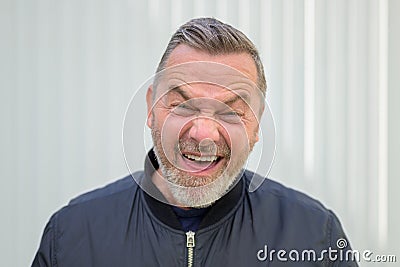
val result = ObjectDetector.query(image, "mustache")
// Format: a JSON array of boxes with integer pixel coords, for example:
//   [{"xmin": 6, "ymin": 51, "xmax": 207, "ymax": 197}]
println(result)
[{"xmin": 178, "ymin": 138, "xmax": 230, "ymax": 158}]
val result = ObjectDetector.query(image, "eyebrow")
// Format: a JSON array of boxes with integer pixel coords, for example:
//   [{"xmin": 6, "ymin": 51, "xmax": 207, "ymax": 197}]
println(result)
[
  {"xmin": 224, "ymin": 94, "xmax": 249, "ymax": 106},
  {"xmin": 168, "ymin": 86, "xmax": 190, "ymax": 101},
  {"xmin": 168, "ymin": 85, "xmax": 250, "ymax": 105}
]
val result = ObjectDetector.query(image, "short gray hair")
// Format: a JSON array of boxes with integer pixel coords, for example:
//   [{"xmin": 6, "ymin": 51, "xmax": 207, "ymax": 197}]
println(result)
[{"xmin": 155, "ymin": 17, "xmax": 267, "ymax": 96}]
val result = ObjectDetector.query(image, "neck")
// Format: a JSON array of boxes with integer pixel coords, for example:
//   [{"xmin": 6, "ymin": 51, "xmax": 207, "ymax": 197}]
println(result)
[{"xmin": 151, "ymin": 169, "xmax": 191, "ymax": 209}]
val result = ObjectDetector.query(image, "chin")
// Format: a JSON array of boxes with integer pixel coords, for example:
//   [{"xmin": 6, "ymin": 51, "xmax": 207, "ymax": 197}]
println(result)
[
  {"xmin": 162, "ymin": 165, "xmax": 242, "ymax": 208},
  {"xmin": 167, "ymin": 184, "xmax": 220, "ymax": 208}
]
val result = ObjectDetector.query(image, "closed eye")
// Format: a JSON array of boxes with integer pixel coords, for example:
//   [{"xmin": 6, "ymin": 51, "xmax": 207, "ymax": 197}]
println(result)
[
  {"xmin": 222, "ymin": 111, "xmax": 242, "ymax": 116},
  {"xmin": 172, "ymin": 103, "xmax": 198, "ymax": 116},
  {"xmin": 218, "ymin": 110, "xmax": 243, "ymax": 123}
]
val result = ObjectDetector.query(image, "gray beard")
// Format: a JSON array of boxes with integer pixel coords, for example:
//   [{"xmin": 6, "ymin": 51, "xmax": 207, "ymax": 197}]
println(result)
[
  {"xmin": 154, "ymin": 145, "xmax": 246, "ymax": 208},
  {"xmin": 151, "ymin": 128, "xmax": 250, "ymax": 208}
]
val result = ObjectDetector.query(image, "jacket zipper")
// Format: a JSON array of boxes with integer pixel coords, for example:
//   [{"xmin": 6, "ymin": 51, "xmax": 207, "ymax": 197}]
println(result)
[{"xmin": 186, "ymin": 231, "xmax": 195, "ymax": 267}]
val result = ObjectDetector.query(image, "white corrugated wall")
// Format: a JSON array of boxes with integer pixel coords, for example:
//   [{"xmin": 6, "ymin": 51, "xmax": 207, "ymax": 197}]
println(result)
[{"xmin": 1, "ymin": 0, "xmax": 399, "ymax": 266}]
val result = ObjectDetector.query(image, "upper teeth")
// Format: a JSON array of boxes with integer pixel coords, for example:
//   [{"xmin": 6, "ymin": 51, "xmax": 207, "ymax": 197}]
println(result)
[{"xmin": 184, "ymin": 154, "xmax": 218, "ymax": 162}]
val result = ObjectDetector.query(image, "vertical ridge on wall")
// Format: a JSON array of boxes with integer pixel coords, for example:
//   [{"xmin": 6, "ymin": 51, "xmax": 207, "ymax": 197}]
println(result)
[
  {"xmin": 303, "ymin": 0, "xmax": 315, "ymax": 180},
  {"xmin": 282, "ymin": 0, "xmax": 294, "ymax": 167},
  {"xmin": 377, "ymin": 0, "xmax": 388, "ymax": 250},
  {"xmin": 347, "ymin": 0, "xmax": 367, "ymax": 244},
  {"xmin": 366, "ymin": 0, "xmax": 380, "ymax": 250}
]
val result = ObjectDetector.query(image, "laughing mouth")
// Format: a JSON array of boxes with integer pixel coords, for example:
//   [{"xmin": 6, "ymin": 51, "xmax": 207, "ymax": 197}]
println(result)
[{"xmin": 182, "ymin": 153, "xmax": 221, "ymax": 163}]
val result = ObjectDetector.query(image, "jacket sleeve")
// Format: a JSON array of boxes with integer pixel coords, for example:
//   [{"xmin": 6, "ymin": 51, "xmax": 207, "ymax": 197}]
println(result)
[
  {"xmin": 31, "ymin": 215, "xmax": 56, "ymax": 267},
  {"xmin": 328, "ymin": 211, "xmax": 359, "ymax": 267}
]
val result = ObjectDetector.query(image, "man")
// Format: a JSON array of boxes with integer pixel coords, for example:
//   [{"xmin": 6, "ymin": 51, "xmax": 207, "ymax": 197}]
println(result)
[{"xmin": 32, "ymin": 18, "xmax": 357, "ymax": 266}]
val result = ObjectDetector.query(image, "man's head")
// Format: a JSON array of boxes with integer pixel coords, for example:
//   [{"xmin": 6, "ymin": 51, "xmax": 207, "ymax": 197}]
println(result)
[
  {"xmin": 146, "ymin": 18, "xmax": 266, "ymax": 208},
  {"xmin": 155, "ymin": 17, "xmax": 266, "ymax": 96}
]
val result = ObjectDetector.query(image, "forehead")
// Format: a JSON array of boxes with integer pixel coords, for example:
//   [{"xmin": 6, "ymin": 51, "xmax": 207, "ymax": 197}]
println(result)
[
  {"xmin": 165, "ymin": 45, "xmax": 258, "ymax": 83},
  {"xmin": 156, "ymin": 45, "xmax": 261, "ymax": 100}
]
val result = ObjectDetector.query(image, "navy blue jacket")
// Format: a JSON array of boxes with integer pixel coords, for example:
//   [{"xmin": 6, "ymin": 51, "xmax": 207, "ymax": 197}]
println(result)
[{"xmin": 32, "ymin": 151, "xmax": 358, "ymax": 266}]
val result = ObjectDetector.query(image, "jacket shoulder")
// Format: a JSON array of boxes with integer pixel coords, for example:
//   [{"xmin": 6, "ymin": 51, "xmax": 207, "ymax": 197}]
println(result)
[
  {"xmin": 68, "ymin": 172, "xmax": 141, "ymax": 205},
  {"xmin": 32, "ymin": 173, "xmax": 144, "ymax": 267},
  {"xmin": 242, "ymin": 170, "xmax": 356, "ymax": 265},
  {"xmin": 243, "ymin": 170, "xmax": 330, "ymax": 215}
]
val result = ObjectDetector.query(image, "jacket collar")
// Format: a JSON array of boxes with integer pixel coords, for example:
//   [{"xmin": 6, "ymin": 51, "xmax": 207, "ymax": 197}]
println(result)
[{"xmin": 140, "ymin": 149, "xmax": 244, "ymax": 231}]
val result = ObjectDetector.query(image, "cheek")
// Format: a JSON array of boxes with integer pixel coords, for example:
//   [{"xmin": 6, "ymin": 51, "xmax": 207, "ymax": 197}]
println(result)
[
  {"xmin": 156, "ymin": 113, "xmax": 191, "ymax": 148},
  {"xmin": 242, "ymin": 114, "xmax": 260, "ymax": 142},
  {"xmin": 223, "ymin": 124, "xmax": 249, "ymax": 149},
  {"xmin": 227, "ymin": 119, "xmax": 260, "ymax": 150},
  {"xmin": 246, "ymin": 125, "xmax": 260, "ymax": 147}
]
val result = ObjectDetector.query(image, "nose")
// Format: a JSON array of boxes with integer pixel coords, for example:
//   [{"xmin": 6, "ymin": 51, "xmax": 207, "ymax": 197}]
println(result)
[{"xmin": 188, "ymin": 117, "xmax": 220, "ymax": 143}]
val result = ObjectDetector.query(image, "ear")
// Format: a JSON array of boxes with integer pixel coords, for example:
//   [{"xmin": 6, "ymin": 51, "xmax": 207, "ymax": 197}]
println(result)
[
  {"xmin": 254, "ymin": 127, "xmax": 260, "ymax": 143},
  {"xmin": 146, "ymin": 85, "xmax": 154, "ymax": 128},
  {"xmin": 255, "ymin": 131, "xmax": 259, "ymax": 143},
  {"xmin": 258, "ymin": 101, "xmax": 265, "ymax": 119},
  {"xmin": 254, "ymin": 103, "xmax": 264, "ymax": 144}
]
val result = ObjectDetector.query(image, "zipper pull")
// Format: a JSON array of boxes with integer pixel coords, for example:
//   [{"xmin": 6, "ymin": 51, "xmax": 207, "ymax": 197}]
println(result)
[
  {"xmin": 186, "ymin": 231, "xmax": 196, "ymax": 267},
  {"xmin": 186, "ymin": 231, "xmax": 195, "ymax": 247}
]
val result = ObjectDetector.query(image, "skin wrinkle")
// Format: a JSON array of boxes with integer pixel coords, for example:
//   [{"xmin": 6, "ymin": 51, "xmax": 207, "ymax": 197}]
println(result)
[
  {"xmin": 154, "ymin": 59, "xmax": 263, "ymax": 103},
  {"xmin": 154, "ymin": 62, "xmax": 264, "ymax": 117},
  {"xmin": 147, "ymin": 45, "xmax": 262, "ymax": 208}
]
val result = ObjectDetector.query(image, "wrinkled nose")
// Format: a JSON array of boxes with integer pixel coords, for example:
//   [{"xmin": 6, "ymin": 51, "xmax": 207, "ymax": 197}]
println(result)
[{"xmin": 188, "ymin": 117, "xmax": 220, "ymax": 143}]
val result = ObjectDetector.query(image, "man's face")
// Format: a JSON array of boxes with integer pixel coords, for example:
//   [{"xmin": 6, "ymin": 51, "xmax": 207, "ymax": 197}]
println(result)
[{"xmin": 147, "ymin": 45, "xmax": 264, "ymax": 208}]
